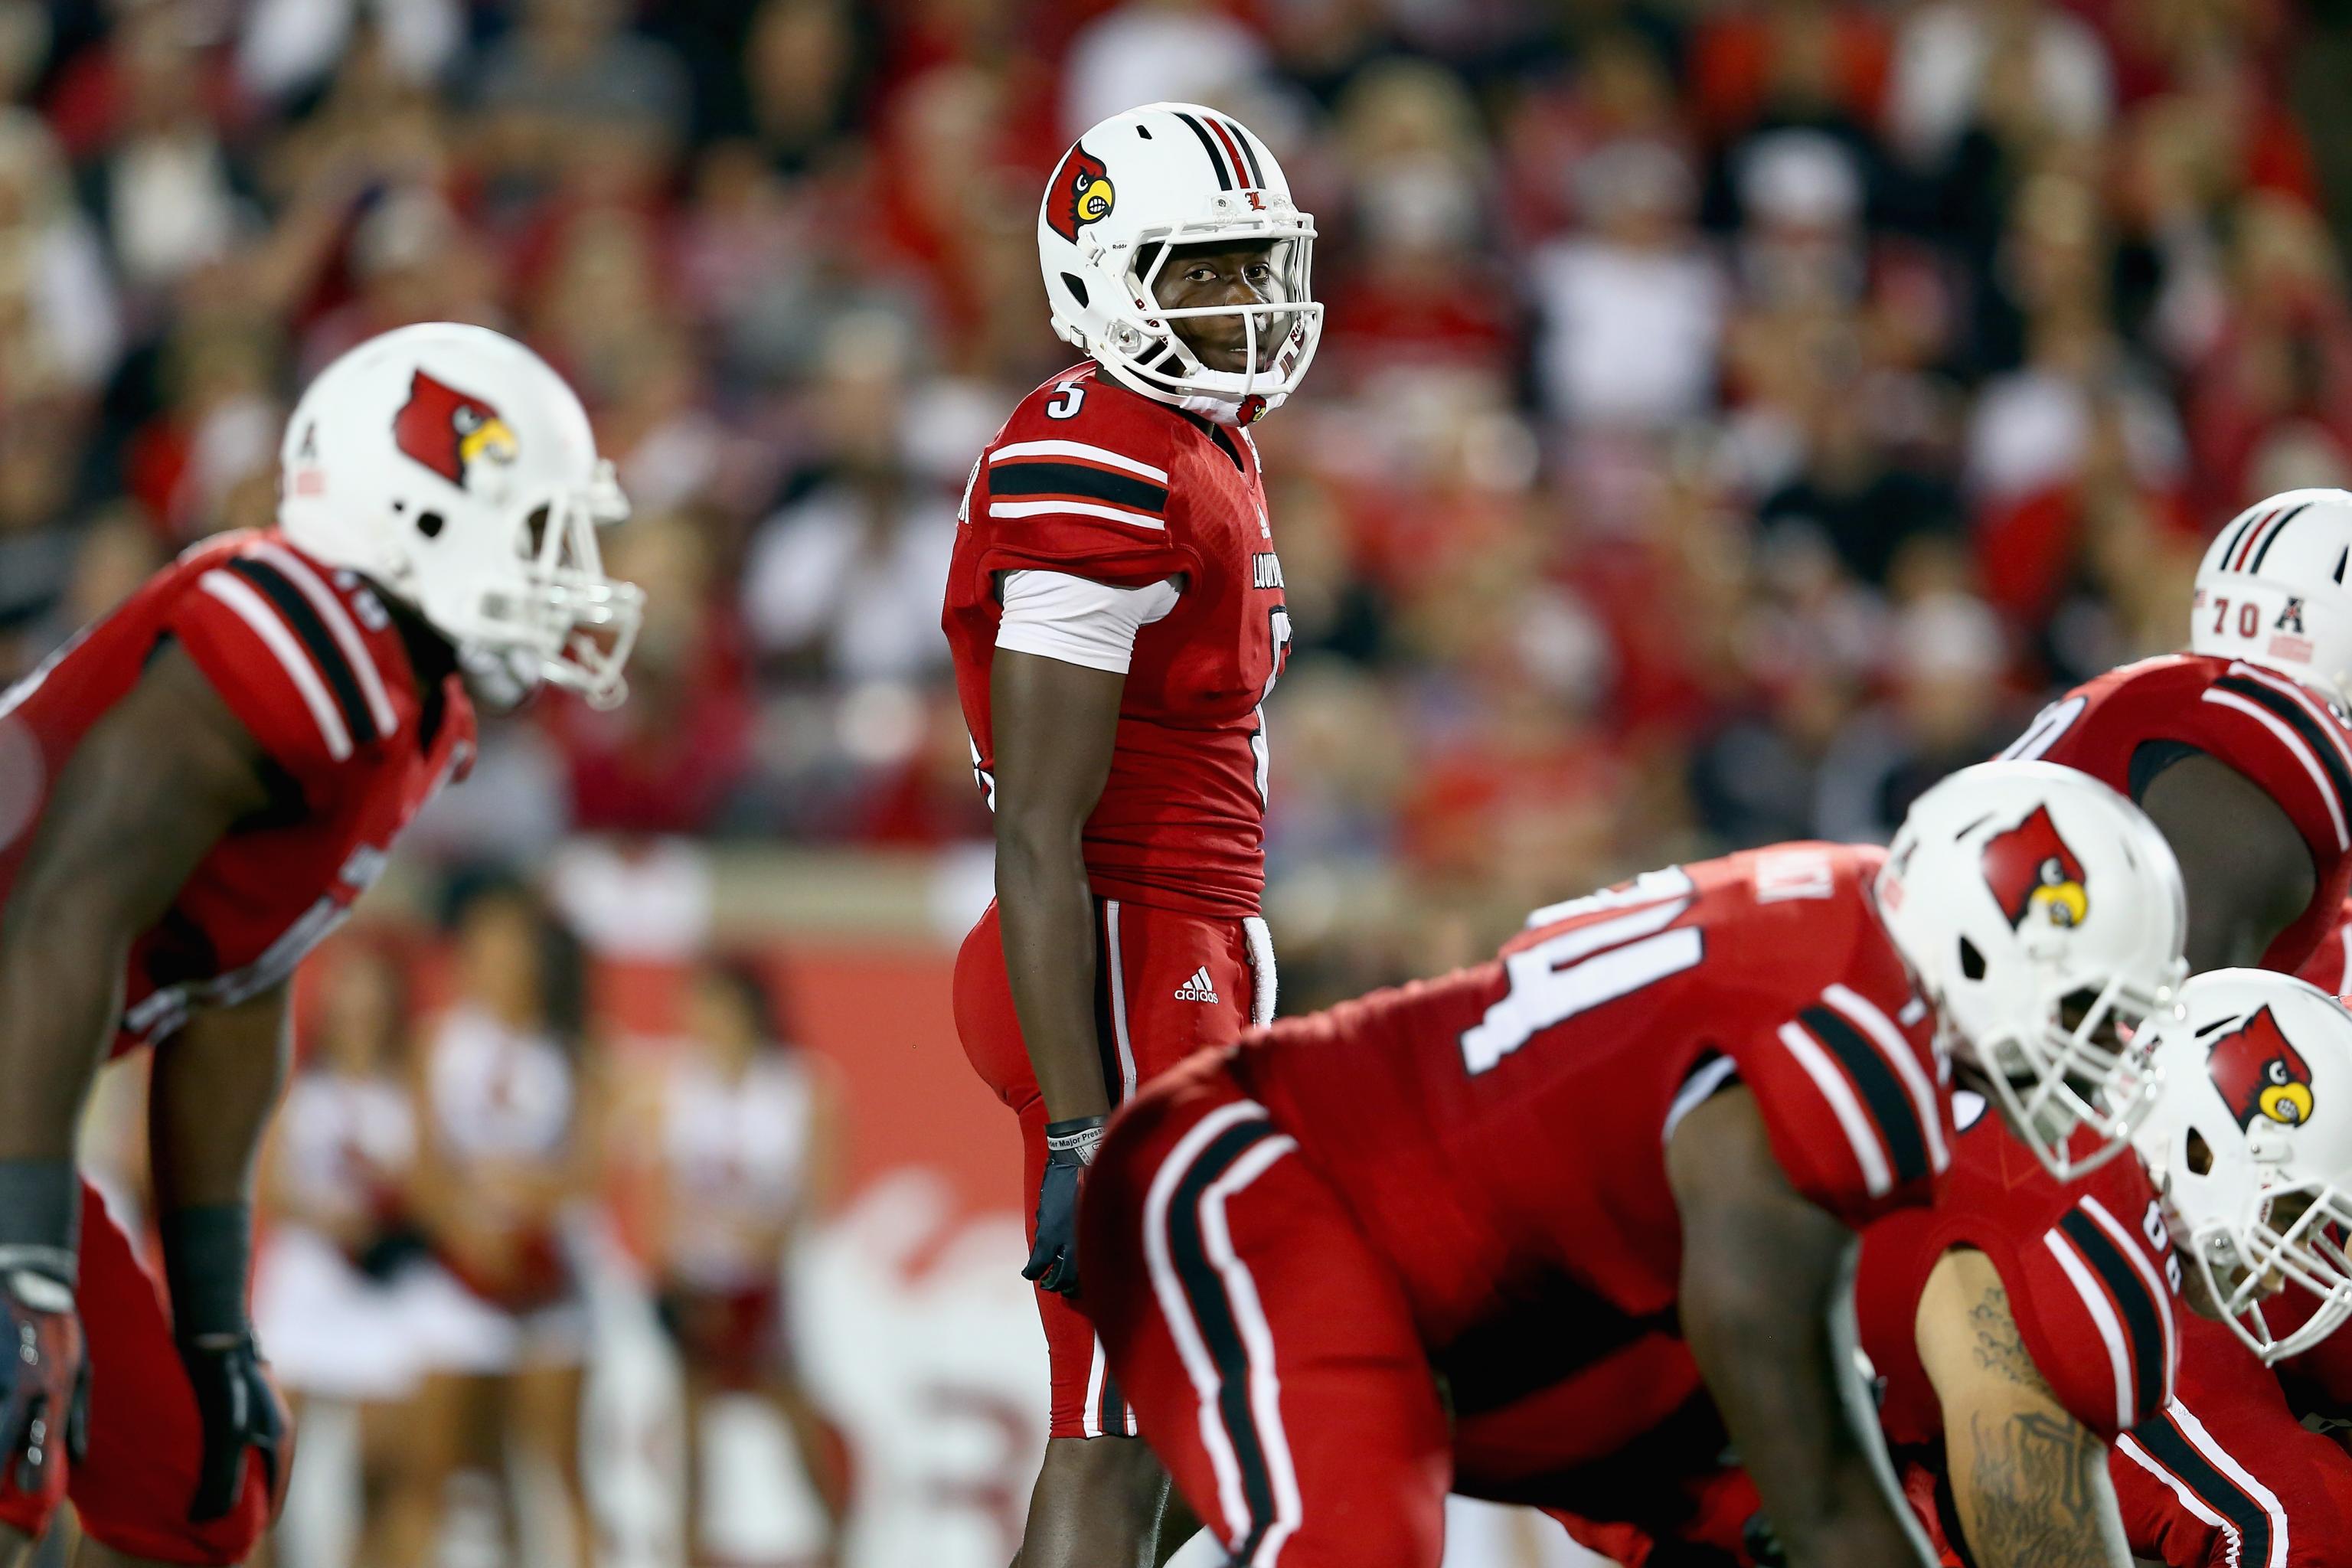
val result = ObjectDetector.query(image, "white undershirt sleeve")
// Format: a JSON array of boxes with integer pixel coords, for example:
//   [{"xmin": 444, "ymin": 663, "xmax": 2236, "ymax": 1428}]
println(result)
[{"xmin": 995, "ymin": 570, "xmax": 1181, "ymax": 675}]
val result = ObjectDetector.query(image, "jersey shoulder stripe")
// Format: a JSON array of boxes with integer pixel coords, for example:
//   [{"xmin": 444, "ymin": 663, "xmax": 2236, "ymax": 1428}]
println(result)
[
  {"xmin": 1820, "ymin": 982, "xmax": 1949, "ymax": 1174},
  {"xmin": 991, "ymin": 440, "xmax": 1169, "ymax": 484},
  {"xmin": 990, "ymin": 459, "xmax": 1169, "ymax": 515},
  {"xmin": 1774, "ymin": 1017, "xmax": 1893, "ymax": 1197},
  {"xmin": 2041, "ymin": 1223, "xmax": 2139, "ymax": 1430},
  {"xmin": 2077, "ymin": 1191, "xmax": 2176, "ymax": 1406},
  {"xmin": 2205, "ymin": 671, "xmax": 2352, "ymax": 849},
  {"xmin": 196, "ymin": 570, "xmax": 354, "ymax": 762},
  {"xmin": 2056, "ymin": 1205, "xmax": 2167, "ymax": 1426},
  {"xmin": 244, "ymin": 541, "xmax": 399, "ymax": 738},
  {"xmin": 224, "ymin": 556, "xmax": 381, "ymax": 747},
  {"xmin": 1798, "ymin": 1003, "xmax": 1929, "ymax": 1186}
]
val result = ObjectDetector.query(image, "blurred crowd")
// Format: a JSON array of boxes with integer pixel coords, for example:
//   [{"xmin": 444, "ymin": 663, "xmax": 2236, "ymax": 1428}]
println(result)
[{"xmin": 2, "ymin": 0, "xmax": 2347, "ymax": 1002}]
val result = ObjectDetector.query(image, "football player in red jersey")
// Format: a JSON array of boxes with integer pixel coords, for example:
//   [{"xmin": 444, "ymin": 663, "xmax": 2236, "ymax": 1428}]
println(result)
[
  {"xmin": 1079, "ymin": 763, "xmax": 2190, "ymax": 1568},
  {"xmin": 2002, "ymin": 488, "xmax": 2352, "ymax": 975},
  {"xmin": 0, "ymin": 322, "xmax": 641, "ymax": 1568},
  {"xmin": 941, "ymin": 102, "xmax": 1319, "ymax": 1565},
  {"xmin": 2109, "ymin": 970, "xmax": 2352, "ymax": 1568}
]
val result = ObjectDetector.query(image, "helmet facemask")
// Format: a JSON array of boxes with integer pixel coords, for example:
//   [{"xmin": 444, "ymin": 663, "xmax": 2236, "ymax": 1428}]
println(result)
[
  {"xmin": 492, "ymin": 461, "xmax": 642, "ymax": 710},
  {"xmin": 2176, "ymin": 1138, "xmax": 2352, "ymax": 1364},
  {"xmin": 1955, "ymin": 961, "xmax": 2184, "ymax": 1181},
  {"xmin": 1085, "ymin": 220, "xmax": 1322, "ymax": 422}
]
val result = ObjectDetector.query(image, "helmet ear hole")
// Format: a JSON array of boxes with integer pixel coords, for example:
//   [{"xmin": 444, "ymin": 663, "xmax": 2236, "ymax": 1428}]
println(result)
[
  {"xmin": 1062, "ymin": 273, "xmax": 1090, "ymax": 309},
  {"xmin": 416, "ymin": 511, "xmax": 444, "ymax": 539},
  {"xmin": 1958, "ymin": 936, "xmax": 1987, "ymax": 982},
  {"xmin": 2187, "ymin": 1129, "xmax": 2214, "ymax": 1175}
]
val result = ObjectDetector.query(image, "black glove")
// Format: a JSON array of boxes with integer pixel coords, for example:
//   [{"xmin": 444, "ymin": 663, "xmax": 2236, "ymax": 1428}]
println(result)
[
  {"xmin": 179, "ymin": 1331, "xmax": 288, "ymax": 1524},
  {"xmin": 0, "ymin": 1257, "xmax": 87, "ymax": 1508},
  {"xmin": 1024, "ymin": 1116, "xmax": 1106, "ymax": 1297}
]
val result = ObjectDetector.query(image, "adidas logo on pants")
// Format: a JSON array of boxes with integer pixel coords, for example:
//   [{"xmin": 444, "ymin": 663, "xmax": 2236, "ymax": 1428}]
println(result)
[{"xmin": 1173, "ymin": 967, "xmax": 1220, "ymax": 1004}]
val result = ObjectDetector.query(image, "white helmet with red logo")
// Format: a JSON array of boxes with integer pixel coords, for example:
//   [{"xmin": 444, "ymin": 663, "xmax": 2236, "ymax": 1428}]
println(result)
[
  {"xmin": 277, "ymin": 322, "xmax": 643, "ymax": 708},
  {"xmin": 1037, "ymin": 102, "xmax": 1321, "ymax": 425},
  {"xmin": 2136, "ymin": 969, "xmax": 2352, "ymax": 1364},
  {"xmin": 2192, "ymin": 488, "xmax": 2352, "ymax": 707},
  {"xmin": 1873, "ymin": 761, "xmax": 2190, "ymax": 1179}
]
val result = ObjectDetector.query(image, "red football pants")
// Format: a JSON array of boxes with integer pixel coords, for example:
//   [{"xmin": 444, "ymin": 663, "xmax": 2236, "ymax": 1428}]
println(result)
[
  {"xmin": 2110, "ymin": 1314, "xmax": 2352, "ymax": 1566},
  {"xmin": 956, "ymin": 896, "xmax": 1266, "ymax": 1440},
  {"xmin": 0, "ymin": 1182, "xmax": 283, "ymax": 1563},
  {"xmin": 1079, "ymin": 1059, "xmax": 1452, "ymax": 1567}
]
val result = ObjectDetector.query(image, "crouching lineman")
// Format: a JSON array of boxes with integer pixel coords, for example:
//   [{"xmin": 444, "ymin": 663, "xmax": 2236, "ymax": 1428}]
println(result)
[
  {"xmin": 1078, "ymin": 762, "xmax": 2188, "ymax": 1567},
  {"xmin": 2112, "ymin": 969, "xmax": 2352, "ymax": 1566},
  {"xmin": 0, "ymin": 322, "xmax": 640, "ymax": 1566}
]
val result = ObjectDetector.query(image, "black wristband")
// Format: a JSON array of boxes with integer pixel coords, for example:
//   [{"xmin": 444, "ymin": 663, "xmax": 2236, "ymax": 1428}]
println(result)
[
  {"xmin": 0, "ymin": 1159, "xmax": 80, "ymax": 1285},
  {"xmin": 159, "ymin": 1202, "xmax": 253, "ymax": 1344}
]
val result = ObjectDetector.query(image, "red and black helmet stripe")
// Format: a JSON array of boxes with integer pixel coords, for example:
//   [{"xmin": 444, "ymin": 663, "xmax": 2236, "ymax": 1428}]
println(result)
[
  {"xmin": 1172, "ymin": 109, "xmax": 1236, "ymax": 191},
  {"xmin": 1217, "ymin": 115, "xmax": 1268, "ymax": 187},
  {"xmin": 2249, "ymin": 501, "xmax": 2314, "ymax": 574}
]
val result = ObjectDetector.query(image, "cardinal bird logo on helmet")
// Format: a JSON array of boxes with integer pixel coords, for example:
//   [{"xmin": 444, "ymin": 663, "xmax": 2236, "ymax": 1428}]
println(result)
[
  {"xmin": 1981, "ymin": 804, "xmax": 2090, "ymax": 929},
  {"xmin": 394, "ymin": 370, "xmax": 518, "ymax": 491},
  {"xmin": 1046, "ymin": 144, "xmax": 1115, "ymax": 243},
  {"xmin": 2210, "ymin": 1006, "xmax": 2317, "ymax": 1129}
]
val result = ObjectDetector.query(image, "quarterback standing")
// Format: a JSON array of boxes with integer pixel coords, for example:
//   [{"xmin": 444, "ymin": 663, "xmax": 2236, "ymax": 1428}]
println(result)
[
  {"xmin": 941, "ymin": 102, "xmax": 1318, "ymax": 1566},
  {"xmin": 0, "ymin": 322, "xmax": 639, "ymax": 1567}
]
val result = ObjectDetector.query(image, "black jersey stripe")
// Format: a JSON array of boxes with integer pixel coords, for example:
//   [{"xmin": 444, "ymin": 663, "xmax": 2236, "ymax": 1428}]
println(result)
[
  {"xmin": 1799, "ymin": 1005, "xmax": 1929, "ymax": 1186},
  {"xmin": 2216, "ymin": 675, "xmax": 2352, "ymax": 809},
  {"xmin": 1218, "ymin": 114, "xmax": 1267, "ymax": 186},
  {"xmin": 1166, "ymin": 1118, "xmax": 1287, "ymax": 1560},
  {"xmin": 989, "ymin": 461, "xmax": 1168, "ymax": 514},
  {"xmin": 1091, "ymin": 898, "xmax": 1124, "ymax": 1106},
  {"xmin": 1173, "ymin": 110, "xmax": 1234, "ymax": 191},
  {"xmin": 2132, "ymin": 1415, "xmax": 2274, "ymax": 1564},
  {"xmin": 224, "ymin": 557, "xmax": 379, "ymax": 747},
  {"xmin": 2059, "ymin": 1208, "xmax": 2166, "ymax": 1423},
  {"xmin": 2250, "ymin": 501, "xmax": 2314, "ymax": 574}
]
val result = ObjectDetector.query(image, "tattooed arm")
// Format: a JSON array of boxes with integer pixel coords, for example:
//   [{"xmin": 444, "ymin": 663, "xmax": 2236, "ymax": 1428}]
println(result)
[{"xmin": 1914, "ymin": 1248, "xmax": 2133, "ymax": 1568}]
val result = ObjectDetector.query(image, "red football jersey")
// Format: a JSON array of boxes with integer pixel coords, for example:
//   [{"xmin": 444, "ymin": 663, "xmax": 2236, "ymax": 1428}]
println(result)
[
  {"xmin": 2004, "ymin": 654, "xmax": 2352, "ymax": 972},
  {"xmin": 1855, "ymin": 1093, "xmax": 2181, "ymax": 1445},
  {"xmin": 1229, "ymin": 843, "xmax": 1952, "ymax": 1478},
  {"xmin": 0, "ymin": 530, "xmax": 474, "ymax": 1051},
  {"xmin": 942, "ymin": 364, "xmax": 1291, "ymax": 919}
]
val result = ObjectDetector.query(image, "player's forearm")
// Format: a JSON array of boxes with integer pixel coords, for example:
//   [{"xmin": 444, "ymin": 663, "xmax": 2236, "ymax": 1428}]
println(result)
[
  {"xmin": 995, "ymin": 823, "xmax": 1110, "ymax": 1122},
  {"xmin": 1949, "ymin": 1410, "xmax": 2129, "ymax": 1568}
]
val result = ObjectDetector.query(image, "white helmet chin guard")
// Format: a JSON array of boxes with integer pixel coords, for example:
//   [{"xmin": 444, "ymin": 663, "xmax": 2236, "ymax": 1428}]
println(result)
[
  {"xmin": 277, "ymin": 322, "xmax": 643, "ymax": 709},
  {"xmin": 1874, "ymin": 761, "xmax": 2189, "ymax": 1180},
  {"xmin": 2192, "ymin": 488, "xmax": 2352, "ymax": 707},
  {"xmin": 1037, "ymin": 102, "xmax": 1321, "ymax": 426},
  {"xmin": 2136, "ymin": 969, "xmax": 2352, "ymax": 1364}
]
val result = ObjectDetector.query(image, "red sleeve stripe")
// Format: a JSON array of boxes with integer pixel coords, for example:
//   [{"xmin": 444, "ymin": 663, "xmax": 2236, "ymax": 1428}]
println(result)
[
  {"xmin": 2203, "ymin": 683, "xmax": 2351, "ymax": 850},
  {"xmin": 1820, "ymin": 982, "xmax": 1949, "ymax": 1174},
  {"xmin": 2041, "ymin": 1224, "xmax": 2138, "ymax": 1431},
  {"xmin": 2078, "ymin": 1191, "xmax": 2177, "ymax": 1408},
  {"xmin": 1775, "ymin": 1019, "xmax": 1893, "ymax": 1197},
  {"xmin": 247, "ymin": 541, "xmax": 398, "ymax": 738},
  {"xmin": 197, "ymin": 570, "xmax": 354, "ymax": 761},
  {"xmin": 991, "ymin": 440, "xmax": 1168, "ymax": 484},
  {"xmin": 988, "ymin": 498, "xmax": 1166, "ymax": 531}
]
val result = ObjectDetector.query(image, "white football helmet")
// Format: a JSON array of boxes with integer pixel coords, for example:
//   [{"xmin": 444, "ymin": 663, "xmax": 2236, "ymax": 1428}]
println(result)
[
  {"xmin": 277, "ymin": 322, "xmax": 643, "ymax": 709},
  {"xmin": 1037, "ymin": 102, "xmax": 1321, "ymax": 425},
  {"xmin": 2191, "ymin": 488, "xmax": 2352, "ymax": 707},
  {"xmin": 2136, "ymin": 969, "xmax": 2352, "ymax": 1364},
  {"xmin": 1874, "ymin": 761, "xmax": 2190, "ymax": 1179}
]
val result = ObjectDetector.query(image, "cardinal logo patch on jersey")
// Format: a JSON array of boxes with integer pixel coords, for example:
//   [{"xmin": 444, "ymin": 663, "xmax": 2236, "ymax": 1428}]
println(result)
[
  {"xmin": 394, "ymin": 370, "xmax": 518, "ymax": 491},
  {"xmin": 2210, "ymin": 1006, "xmax": 2316, "ymax": 1129},
  {"xmin": 1982, "ymin": 804, "xmax": 2089, "ymax": 929},
  {"xmin": 1046, "ymin": 144, "xmax": 1115, "ymax": 242}
]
